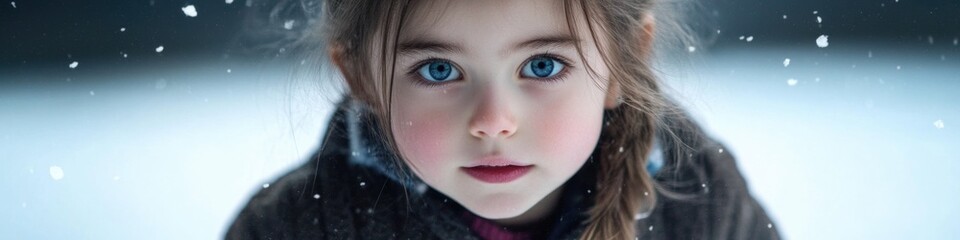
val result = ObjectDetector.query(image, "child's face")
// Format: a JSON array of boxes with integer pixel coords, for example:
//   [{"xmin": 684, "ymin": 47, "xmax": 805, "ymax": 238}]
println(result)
[{"xmin": 386, "ymin": 0, "xmax": 614, "ymax": 224}]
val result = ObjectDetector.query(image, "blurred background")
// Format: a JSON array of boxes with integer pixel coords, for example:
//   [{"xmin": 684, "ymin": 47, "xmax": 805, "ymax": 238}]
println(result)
[{"xmin": 1, "ymin": 0, "xmax": 958, "ymax": 239}]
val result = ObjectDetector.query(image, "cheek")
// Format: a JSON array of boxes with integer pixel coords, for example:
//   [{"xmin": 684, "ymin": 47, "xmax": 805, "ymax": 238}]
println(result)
[
  {"xmin": 392, "ymin": 106, "xmax": 457, "ymax": 171},
  {"xmin": 534, "ymin": 98, "xmax": 603, "ymax": 164}
]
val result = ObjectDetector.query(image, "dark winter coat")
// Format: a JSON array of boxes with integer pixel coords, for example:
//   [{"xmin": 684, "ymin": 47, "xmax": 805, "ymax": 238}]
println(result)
[{"xmin": 226, "ymin": 97, "xmax": 781, "ymax": 240}]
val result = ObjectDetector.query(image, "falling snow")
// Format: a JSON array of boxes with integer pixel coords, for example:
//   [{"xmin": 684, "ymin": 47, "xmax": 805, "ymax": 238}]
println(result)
[
  {"xmin": 687, "ymin": 46, "xmax": 696, "ymax": 52},
  {"xmin": 746, "ymin": 36, "xmax": 754, "ymax": 42},
  {"xmin": 89, "ymin": 91, "xmax": 95, "ymax": 96},
  {"xmin": 816, "ymin": 16, "xmax": 822, "ymax": 24},
  {"xmin": 649, "ymin": 225, "xmax": 654, "ymax": 231},
  {"xmin": 783, "ymin": 58, "xmax": 791, "ymax": 67},
  {"xmin": 359, "ymin": 182, "xmax": 366, "ymax": 187},
  {"xmin": 262, "ymin": 183, "xmax": 270, "ymax": 188},
  {"xmin": 226, "ymin": 0, "xmax": 234, "ymax": 4},
  {"xmin": 928, "ymin": 36, "xmax": 935, "ymax": 45},
  {"xmin": 934, "ymin": 120, "xmax": 945, "ymax": 129},
  {"xmin": 787, "ymin": 79, "xmax": 798, "ymax": 86},
  {"xmin": 49, "ymin": 166, "xmax": 64, "ymax": 180},
  {"xmin": 155, "ymin": 45, "xmax": 164, "ymax": 53},
  {"xmin": 719, "ymin": 148, "xmax": 724, "ymax": 153},
  {"xmin": 739, "ymin": 36, "xmax": 745, "ymax": 40},
  {"xmin": 954, "ymin": 38, "xmax": 958, "ymax": 46},
  {"xmin": 868, "ymin": 51, "xmax": 873, "ymax": 58},
  {"xmin": 122, "ymin": 53, "xmax": 128, "ymax": 58},
  {"xmin": 227, "ymin": 69, "xmax": 232, "ymax": 73},
  {"xmin": 11, "ymin": 1, "xmax": 15, "ymax": 8},
  {"xmin": 284, "ymin": 20, "xmax": 295, "ymax": 30},
  {"xmin": 313, "ymin": 194, "xmax": 320, "ymax": 199},
  {"xmin": 896, "ymin": 65, "xmax": 901, "ymax": 70},
  {"xmin": 182, "ymin": 5, "xmax": 197, "ymax": 17},
  {"xmin": 618, "ymin": 146, "xmax": 624, "ymax": 153},
  {"xmin": 69, "ymin": 61, "xmax": 79, "ymax": 69},
  {"xmin": 120, "ymin": 27, "xmax": 126, "ymax": 32},
  {"xmin": 816, "ymin": 35, "xmax": 829, "ymax": 48},
  {"xmin": 782, "ymin": 15, "xmax": 787, "ymax": 19},
  {"xmin": 768, "ymin": 223, "xmax": 773, "ymax": 228}
]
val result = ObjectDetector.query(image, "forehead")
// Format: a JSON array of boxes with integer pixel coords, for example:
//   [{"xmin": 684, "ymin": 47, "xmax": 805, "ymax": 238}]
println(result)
[{"xmin": 399, "ymin": 0, "xmax": 572, "ymax": 51}]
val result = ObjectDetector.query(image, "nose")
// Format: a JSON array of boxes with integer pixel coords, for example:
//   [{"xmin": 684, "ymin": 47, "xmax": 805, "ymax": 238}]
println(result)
[{"xmin": 468, "ymin": 86, "xmax": 518, "ymax": 139}]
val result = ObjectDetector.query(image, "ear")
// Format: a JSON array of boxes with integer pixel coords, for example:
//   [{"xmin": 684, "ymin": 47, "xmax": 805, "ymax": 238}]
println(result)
[
  {"xmin": 604, "ymin": 13, "xmax": 655, "ymax": 109},
  {"xmin": 328, "ymin": 44, "xmax": 352, "ymax": 83},
  {"xmin": 639, "ymin": 12, "xmax": 656, "ymax": 59}
]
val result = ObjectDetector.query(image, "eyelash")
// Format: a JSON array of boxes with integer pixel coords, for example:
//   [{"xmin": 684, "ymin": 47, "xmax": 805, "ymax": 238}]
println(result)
[{"xmin": 405, "ymin": 53, "xmax": 574, "ymax": 88}]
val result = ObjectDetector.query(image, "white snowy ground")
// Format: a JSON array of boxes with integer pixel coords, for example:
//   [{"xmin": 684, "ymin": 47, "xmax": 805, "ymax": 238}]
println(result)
[{"xmin": 1, "ymin": 44, "xmax": 958, "ymax": 239}]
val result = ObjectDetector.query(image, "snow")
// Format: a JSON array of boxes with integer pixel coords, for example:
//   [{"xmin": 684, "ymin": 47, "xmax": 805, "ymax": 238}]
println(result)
[
  {"xmin": 782, "ymin": 15, "xmax": 787, "ymax": 19},
  {"xmin": 10, "ymin": 1, "xmax": 15, "ymax": 8},
  {"xmin": 816, "ymin": 16, "xmax": 822, "ymax": 23},
  {"xmin": 719, "ymin": 148, "xmax": 724, "ymax": 153},
  {"xmin": 89, "ymin": 91, "xmax": 95, "ymax": 96},
  {"xmin": 934, "ymin": 120, "xmax": 945, "ymax": 129},
  {"xmin": 113, "ymin": 176, "xmax": 120, "ymax": 181},
  {"xmin": 359, "ymin": 182, "xmax": 365, "ymax": 187},
  {"xmin": 155, "ymin": 45, "xmax": 164, "ymax": 53},
  {"xmin": 649, "ymin": 225, "xmax": 654, "ymax": 231},
  {"xmin": 283, "ymin": 20, "xmax": 295, "ymax": 30},
  {"xmin": 182, "ymin": 5, "xmax": 197, "ymax": 17},
  {"xmin": 896, "ymin": 65, "xmax": 901, "ymax": 70},
  {"xmin": 813, "ymin": 10, "xmax": 818, "ymax": 14},
  {"xmin": 619, "ymin": 146, "xmax": 624, "ymax": 153},
  {"xmin": 262, "ymin": 183, "xmax": 270, "ymax": 188},
  {"xmin": 313, "ymin": 194, "xmax": 320, "ymax": 199},
  {"xmin": 783, "ymin": 58, "xmax": 791, "ymax": 67},
  {"xmin": 226, "ymin": 69, "xmax": 231, "ymax": 73},
  {"xmin": 816, "ymin": 35, "xmax": 829, "ymax": 48},
  {"xmin": 768, "ymin": 223, "xmax": 773, "ymax": 229},
  {"xmin": 868, "ymin": 51, "xmax": 873, "ymax": 58},
  {"xmin": 928, "ymin": 36, "xmax": 934, "ymax": 45},
  {"xmin": 226, "ymin": 0, "xmax": 234, "ymax": 4},
  {"xmin": 739, "ymin": 36, "xmax": 745, "ymax": 40},
  {"xmin": 687, "ymin": 46, "xmax": 696, "ymax": 52},
  {"xmin": 69, "ymin": 61, "xmax": 78, "ymax": 69},
  {"xmin": 954, "ymin": 38, "xmax": 958, "ymax": 46},
  {"xmin": 49, "ymin": 166, "xmax": 64, "ymax": 180},
  {"xmin": 122, "ymin": 53, "xmax": 128, "ymax": 58},
  {"xmin": 120, "ymin": 27, "xmax": 125, "ymax": 32},
  {"xmin": 746, "ymin": 36, "xmax": 754, "ymax": 42},
  {"xmin": 787, "ymin": 78, "xmax": 798, "ymax": 86}
]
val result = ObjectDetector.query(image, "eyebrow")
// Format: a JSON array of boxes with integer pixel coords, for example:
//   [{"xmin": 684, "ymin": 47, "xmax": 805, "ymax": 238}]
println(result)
[
  {"xmin": 513, "ymin": 35, "xmax": 579, "ymax": 51},
  {"xmin": 397, "ymin": 35, "xmax": 579, "ymax": 56}
]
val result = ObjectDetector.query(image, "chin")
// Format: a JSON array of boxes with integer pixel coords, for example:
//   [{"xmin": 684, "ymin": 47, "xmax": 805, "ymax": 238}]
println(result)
[{"xmin": 461, "ymin": 192, "xmax": 538, "ymax": 220}]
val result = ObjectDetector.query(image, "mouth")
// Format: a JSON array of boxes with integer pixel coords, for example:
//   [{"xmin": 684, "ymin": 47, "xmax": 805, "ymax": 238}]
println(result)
[{"xmin": 461, "ymin": 165, "xmax": 533, "ymax": 184}]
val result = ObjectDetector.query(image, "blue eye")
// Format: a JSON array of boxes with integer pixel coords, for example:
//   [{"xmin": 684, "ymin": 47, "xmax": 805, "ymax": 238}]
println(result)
[
  {"xmin": 417, "ymin": 60, "xmax": 461, "ymax": 82},
  {"xmin": 521, "ymin": 56, "xmax": 565, "ymax": 78}
]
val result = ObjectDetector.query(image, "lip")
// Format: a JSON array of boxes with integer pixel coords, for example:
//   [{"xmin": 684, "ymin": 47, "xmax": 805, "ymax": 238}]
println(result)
[
  {"xmin": 461, "ymin": 156, "xmax": 532, "ymax": 183},
  {"xmin": 461, "ymin": 165, "xmax": 533, "ymax": 183}
]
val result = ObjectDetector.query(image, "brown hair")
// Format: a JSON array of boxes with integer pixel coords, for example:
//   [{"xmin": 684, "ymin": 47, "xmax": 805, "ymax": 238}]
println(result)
[{"xmin": 245, "ymin": 0, "xmax": 699, "ymax": 239}]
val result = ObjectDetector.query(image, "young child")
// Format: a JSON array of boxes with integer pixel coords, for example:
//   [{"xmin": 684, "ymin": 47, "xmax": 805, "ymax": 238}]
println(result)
[{"xmin": 228, "ymin": 0, "xmax": 779, "ymax": 239}]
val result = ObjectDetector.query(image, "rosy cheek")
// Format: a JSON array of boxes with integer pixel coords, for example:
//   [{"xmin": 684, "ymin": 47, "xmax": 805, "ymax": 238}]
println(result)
[
  {"xmin": 393, "ymin": 110, "xmax": 455, "ymax": 170},
  {"xmin": 536, "ymin": 102, "xmax": 602, "ymax": 164}
]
